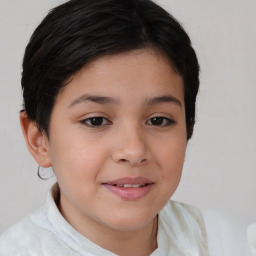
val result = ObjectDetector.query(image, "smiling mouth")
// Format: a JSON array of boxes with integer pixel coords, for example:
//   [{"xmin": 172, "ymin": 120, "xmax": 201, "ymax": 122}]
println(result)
[
  {"xmin": 113, "ymin": 184, "xmax": 149, "ymax": 188},
  {"xmin": 102, "ymin": 177, "xmax": 154, "ymax": 200},
  {"xmin": 103, "ymin": 176, "xmax": 153, "ymax": 186}
]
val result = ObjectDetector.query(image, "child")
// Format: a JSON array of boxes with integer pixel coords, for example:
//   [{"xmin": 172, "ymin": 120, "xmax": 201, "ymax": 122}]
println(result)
[{"xmin": 0, "ymin": 0, "xmax": 245, "ymax": 255}]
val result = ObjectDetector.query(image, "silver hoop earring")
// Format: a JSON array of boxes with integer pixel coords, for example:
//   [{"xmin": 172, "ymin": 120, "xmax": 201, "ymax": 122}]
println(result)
[{"xmin": 37, "ymin": 166, "xmax": 53, "ymax": 180}]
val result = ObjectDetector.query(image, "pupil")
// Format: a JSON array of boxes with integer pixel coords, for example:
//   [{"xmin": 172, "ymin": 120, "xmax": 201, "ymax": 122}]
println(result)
[
  {"xmin": 152, "ymin": 117, "xmax": 163, "ymax": 125},
  {"xmin": 91, "ymin": 117, "xmax": 103, "ymax": 126}
]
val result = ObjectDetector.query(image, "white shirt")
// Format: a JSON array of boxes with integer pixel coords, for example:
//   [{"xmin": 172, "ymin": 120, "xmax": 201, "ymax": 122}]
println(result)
[{"xmin": 0, "ymin": 190, "xmax": 248, "ymax": 256}]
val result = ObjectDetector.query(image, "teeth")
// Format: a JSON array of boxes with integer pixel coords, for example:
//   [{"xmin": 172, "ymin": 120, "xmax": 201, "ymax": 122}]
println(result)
[{"xmin": 117, "ymin": 184, "xmax": 146, "ymax": 188}]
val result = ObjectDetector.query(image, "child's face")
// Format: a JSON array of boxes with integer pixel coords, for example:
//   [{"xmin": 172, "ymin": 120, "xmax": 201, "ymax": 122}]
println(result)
[{"xmin": 44, "ymin": 49, "xmax": 187, "ymax": 234}]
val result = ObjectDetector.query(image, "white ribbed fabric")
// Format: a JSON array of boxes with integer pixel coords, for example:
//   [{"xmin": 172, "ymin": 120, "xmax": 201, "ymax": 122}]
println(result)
[{"xmin": 0, "ymin": 190, "xmax": 208, "ymax": 256}]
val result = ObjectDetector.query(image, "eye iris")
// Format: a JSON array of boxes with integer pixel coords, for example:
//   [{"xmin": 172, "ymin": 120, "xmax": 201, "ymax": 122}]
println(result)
[
  {"xmin": 90, "ymin": 117, "xmax": 103, "ymax": 126},
  {"xmin": 151, "ymin": 117, "xmax": 164, "ymax": 125}
]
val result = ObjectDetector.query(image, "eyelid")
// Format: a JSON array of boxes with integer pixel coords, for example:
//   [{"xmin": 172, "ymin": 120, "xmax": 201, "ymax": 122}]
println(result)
[
  {"xmin": 78, "ymin": 113, "xmax": 176, "ymax": 128},
  {"xmin": 80, "ymin": 116, "xmax": 112, "ymax": 127},
  {"xmin": 79, "ymin": 112, "xmax": 111, "ymax": 122},
  {"xmin": 146, "ymin": 116, "xmax": 176, "ymax": 126}
]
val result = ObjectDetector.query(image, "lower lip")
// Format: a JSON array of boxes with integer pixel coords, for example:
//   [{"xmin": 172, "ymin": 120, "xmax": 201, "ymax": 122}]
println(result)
[{"xmin": 103, "ymin": 184, "xmax": 153, "ymax": 200}]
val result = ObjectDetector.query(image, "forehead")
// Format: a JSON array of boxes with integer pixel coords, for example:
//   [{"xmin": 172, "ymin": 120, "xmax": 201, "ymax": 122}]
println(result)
[{"xmin": 56, "ymin": 49, "xmax": 184, "ymax": 106}]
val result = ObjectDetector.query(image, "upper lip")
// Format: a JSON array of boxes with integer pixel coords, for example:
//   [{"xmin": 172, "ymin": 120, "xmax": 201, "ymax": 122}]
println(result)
[{"xmin": 103, "ymin": 177, "xmax": 154, "ymax": 185}]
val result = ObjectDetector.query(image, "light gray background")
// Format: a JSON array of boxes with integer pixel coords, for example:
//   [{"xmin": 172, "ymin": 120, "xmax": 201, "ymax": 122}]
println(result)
[{"xmin": 0, "ymin": 0, "xmax": 255, "ymax": 234}]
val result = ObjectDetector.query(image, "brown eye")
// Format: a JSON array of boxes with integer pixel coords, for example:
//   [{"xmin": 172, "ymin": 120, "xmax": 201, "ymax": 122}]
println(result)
[
  {"xmin": 82, "ymin": 117, "xmax": 110, "ymax": 127},
  {"xmin": 147, "ymin": 117, "xmax": 175, "ymax": 126},
  {"xmin": 151, "ymin": 117, "xmax": 164, "ymax": 125}
]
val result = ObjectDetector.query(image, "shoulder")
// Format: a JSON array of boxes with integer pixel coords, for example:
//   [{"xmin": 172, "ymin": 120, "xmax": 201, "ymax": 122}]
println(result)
[
  {"xmin": 161, "ymin": 200, "xmax": 249, "ymax": 256},
  {"xmin": 158, "ymin": 200, "xmax": 208, "ymax": 255},
  {"xmin": 201, "ymin": 208, "xmax": 249, "ymax": 256},
  {"xmin": 0, "ymin": 204, "xmax": 72, "ymax": 256},
  {"xmin": 0, "ymin": 191, "xmax": 80, "ymax": 256},
  {"xmin": 0, "ymin": 206, "xmax": 48, "ymax": 256},
  {"xmin": 160, "ymin": 200, "xmax": 207, "ymax": 239}
]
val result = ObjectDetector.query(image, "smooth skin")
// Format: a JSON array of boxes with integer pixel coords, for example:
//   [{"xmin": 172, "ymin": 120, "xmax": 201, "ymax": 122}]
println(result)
[{"xmin": 20, "ymin": 49, "xmax": 187, "ymax": 256}]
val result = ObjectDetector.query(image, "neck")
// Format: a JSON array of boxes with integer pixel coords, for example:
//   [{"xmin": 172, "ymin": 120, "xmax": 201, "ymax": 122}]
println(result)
[
  {"xmin": 96, "ymin": 216, "xmax": 158, "ymax": 256},
  {"xmin": 64, "ymin": 208, "xmax": 158, "ymax": 256},
  {"xmin": 57, "ymin": 192, "xmax": 158, "ymax": 256}
]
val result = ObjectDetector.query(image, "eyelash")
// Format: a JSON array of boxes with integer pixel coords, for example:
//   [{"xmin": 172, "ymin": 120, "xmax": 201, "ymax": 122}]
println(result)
[
  {"xmin": 146, "ymin": 116, "xmax": 176, "ymax": 126},
  {"xmin": 81, "ymin": 116, "xmax": 176, "ymax": 128},
  {"xmin": 81, "ymin": 117, "xmax": 111, "ymax": 127}
]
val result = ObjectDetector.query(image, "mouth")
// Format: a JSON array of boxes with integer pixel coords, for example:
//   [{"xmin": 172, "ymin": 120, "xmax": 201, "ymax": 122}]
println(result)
[
  {"xmin": 112, "ymin": 184, "xmax": 149, "ymax": 188},
  {"xmin": 102, "ymin": 177, "xmax": 154, "ymax": 200}
]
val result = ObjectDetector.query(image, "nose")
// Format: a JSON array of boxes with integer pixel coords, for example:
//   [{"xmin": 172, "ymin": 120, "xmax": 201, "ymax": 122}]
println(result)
[{"xmin": 111, "ymin": 126, "xmax": 150, "ymax": 167}]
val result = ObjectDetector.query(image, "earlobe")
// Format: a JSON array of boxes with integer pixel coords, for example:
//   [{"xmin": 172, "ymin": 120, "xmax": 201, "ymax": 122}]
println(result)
[{"xmin": 20, "ymin": 111, "xmax": 52, "ymax": 168}]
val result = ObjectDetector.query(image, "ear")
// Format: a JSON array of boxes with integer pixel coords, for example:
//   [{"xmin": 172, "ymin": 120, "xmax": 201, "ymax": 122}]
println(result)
[{"xmin": 20, "ymin": 112, "xmax": 52, "ymax": 168}]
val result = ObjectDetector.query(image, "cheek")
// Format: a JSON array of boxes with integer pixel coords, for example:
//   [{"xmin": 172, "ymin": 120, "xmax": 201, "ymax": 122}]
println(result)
[
  {"xmin": 48, "ymin": 137, "xmax": 109, "ymax": 203},
  {"xmin": 155, "ymin": 136, "xmax": 187, "ymax": 179},
  {"xmin": 49, "ymin": 133, "xmax": 109, "ymax": 181}
]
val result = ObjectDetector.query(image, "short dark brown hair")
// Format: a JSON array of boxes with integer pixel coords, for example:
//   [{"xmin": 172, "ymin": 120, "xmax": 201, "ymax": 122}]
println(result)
[{"xmin": 21, "ymin": 0, "xmax": 200, "ymax": 139}]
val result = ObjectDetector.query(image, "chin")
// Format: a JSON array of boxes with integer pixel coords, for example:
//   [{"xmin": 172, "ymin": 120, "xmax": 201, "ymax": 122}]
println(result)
[{"xmin": 103, "ymin": 210, "xmax": 156, "ymax": 232}]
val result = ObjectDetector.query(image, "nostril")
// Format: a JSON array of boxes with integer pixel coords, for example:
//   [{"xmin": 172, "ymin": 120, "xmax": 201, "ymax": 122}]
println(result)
[{"xmin": 141, "ymin": 158, "xmax": 147, "ymax": 163}]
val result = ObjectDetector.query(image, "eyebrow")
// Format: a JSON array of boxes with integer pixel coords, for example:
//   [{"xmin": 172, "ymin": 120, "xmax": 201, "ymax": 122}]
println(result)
[
  {"xmin": 69, "ymin": 94, "xmax": 120, "ymax": 108},
  {"xmin": 146, "ymin": 95, "xmax": 182, "ymax": 107},
  {"xmin": 69, "ymin": 94, "xmax": 182, "ymax": 108}
]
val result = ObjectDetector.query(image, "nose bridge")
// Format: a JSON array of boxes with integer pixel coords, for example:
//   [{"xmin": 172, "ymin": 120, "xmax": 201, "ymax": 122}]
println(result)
[{"xmin": 112, "ymin": 121, "xmax": 149, "ymax": 166}]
